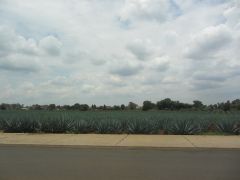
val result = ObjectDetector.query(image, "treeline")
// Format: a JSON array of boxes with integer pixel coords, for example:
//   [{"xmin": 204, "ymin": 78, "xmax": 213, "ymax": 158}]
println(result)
[
  {"xmin": 0, "ymin": 98, "xmax": 240, "ymax": 111},
  {"xmin": 142, "ymin": 99, "xmax": 240, "ymax": 111}
]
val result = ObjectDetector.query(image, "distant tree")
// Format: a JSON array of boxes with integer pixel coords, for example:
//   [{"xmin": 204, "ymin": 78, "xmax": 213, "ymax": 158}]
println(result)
[
  {"xmin": 48, "ymin": 104, "xmax": 56, "ymax": 111},
  {"xmin": 142, "ymin": 101, "xmax": 155, "ymax": 111},
  {"xmin": 63, "ymin": 105, "xmax": 71, "ymax": 110},
  {"xmin": 128, "ymin": 102, "xmax": 138, "ymax": 110},
  {"xmin": 79, "ymin": 104, "xmax": 89, "ymax": 111},
  {"xmin": 223, "ymin": 101, "xmax": 231, "ymax": 111},
  {"xmin": 0, "ymin": 103, "xmax": 23, "ymax": 110},
  {"xmin": 208, "ymin": 104, "xmax": 214, "ymax": 111},
  {"xmin": 120, "ymin": 104, "xmax": 125, "ymax": 110},
  {"xmin": 0, "ymin": 103, "xmax": 7, "ymax": 110},
  {"xmin": 193, "ymin": 100, "xmax": 203, "ymax": 109},
  {"xmin": 32, "ymin": 104, "xmax": 42, "ymax": 110},
  {"xmin": 231, "ymin": 99, "xmax": 240, "ymax": 110},
  {"xmin": 72, "ymin": 103, "xmax": 81, "ymax": 110},
  {"xmin": 232, "ymin": 99, "xmax": 240, "ymax": 105},
  {"xmin": 91, "ymin": 104, "xmax": 97, "ymax": 110},
  {"xmin": 11, "ymin": 103, "xmax": 22, "ymax": 110},
  {"xmin": 103, "ymin": 104, "xmax": 107, "ymax": 110},
  {"xmin": 157, "ymin": 98, "xmax": 173, "ymax": 110},
  {"xmin": 113, "ymin": 105, "xmax": 121, "ymax": 110}
]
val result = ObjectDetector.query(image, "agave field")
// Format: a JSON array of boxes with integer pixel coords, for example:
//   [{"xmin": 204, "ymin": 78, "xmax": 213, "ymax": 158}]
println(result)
[{"xmin": 0, "ymin": 110, "xmax": 239, "ymax": 135}]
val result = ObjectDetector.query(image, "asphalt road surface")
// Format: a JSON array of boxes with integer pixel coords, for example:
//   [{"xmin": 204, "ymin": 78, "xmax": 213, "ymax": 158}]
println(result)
[{"xmin": 0, "ymin": 145, "xmax": 239, "ymax": 180}]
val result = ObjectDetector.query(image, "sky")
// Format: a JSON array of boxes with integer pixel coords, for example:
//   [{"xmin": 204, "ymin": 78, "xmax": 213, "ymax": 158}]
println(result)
[{"xmin": 0, "ymin": 0, "xmax": 239, "ymax": 106}]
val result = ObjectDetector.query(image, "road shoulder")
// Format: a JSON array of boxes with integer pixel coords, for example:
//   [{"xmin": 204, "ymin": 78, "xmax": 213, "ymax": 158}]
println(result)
[{"xmin": 0, "ymin": 133, "xmax": 239, "ymax": 149}]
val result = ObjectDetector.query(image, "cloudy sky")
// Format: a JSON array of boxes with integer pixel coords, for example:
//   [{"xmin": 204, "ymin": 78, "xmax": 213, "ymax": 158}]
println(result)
[{"xmin": 0, "ymin": 0, "xmax": 239, "ymax": 105}]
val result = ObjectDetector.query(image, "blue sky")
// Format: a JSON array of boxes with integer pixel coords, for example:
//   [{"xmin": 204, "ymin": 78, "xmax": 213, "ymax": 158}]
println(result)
[{"xmin": 0, "ymin": 0, "xmax": 239, "ymax": 105}]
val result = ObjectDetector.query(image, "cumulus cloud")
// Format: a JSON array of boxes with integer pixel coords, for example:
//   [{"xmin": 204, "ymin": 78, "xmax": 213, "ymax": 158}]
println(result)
[
  {"xmin": 148, "ymin": 56, "xmax": 170, "ymax": 71},
  {"xmin": 0, "ymin": 0, "xmax": 239, "ymax": 105},
  {"xmin": 126, "ymin": 39, "xmax": 153, "ymax": 60},
  {"xmin": 185, "ymin": 25, "xmax": 233, "ymax": 60},
  {"xmin": 119, "ymin": 0, "xmax": 180, "ymax": 23},
  {"xmin": 0, "ymin": 24, "xmax": 65, "ymax": 74},
  {"xmin": 0, "ymin": 55, "xmax": 41, "ymax": 73},
  {"xmin": 0, "ymin": 26, "xmax": 16, "ymax": 55},
  {"xmin": 0, "ymin": 26, "xmax": 39, "ymax": 57},
  {"xmin": 193, "ymin": 73, "xmax": 227, "ymax": 82},
  {"xmin": 110, "ymin": 61, "xmax": 141, "ymax": 76},
  {"xmin": 39, "ymin": 36, "xmax": 62, "ymax": 56},
  {"xmin": 223, "ymin": 4, "xmax": 240, "ymax": 28},
  {"xmin": 104, "ymin": 75, "xmax": 127, "ymax": 87},
  {"xmin": 191, "ymin": 80, "xmax": 223, "ymax": 90},
  {"xmin": 0, "ymin": 26, "xmax": 42, "ymax": 73},
  {"xmin": 189, "ymin": 62, "xmax": 240, "ymax": 91}
]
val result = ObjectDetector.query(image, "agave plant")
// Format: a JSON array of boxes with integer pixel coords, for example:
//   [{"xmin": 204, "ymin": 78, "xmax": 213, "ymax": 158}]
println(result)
[
  {"xmin": 95, "ymin": 119, "xmax": 123, "ymax": 134},
  {"xmin": 1, "ymin": 118, "xmax": 22, "ymax": 133},
  {"xmin": 216, "ymin": 120, "xmax": 240, "ymax": 135},
  {"xmin": 0, "ymin": 110, "xmax": 240, "ymax": 135},
  {"xmin": 1, "ymin": 118, "xmax": 39, "ymax": 133},
  {"xmin": 168, "ymin": 119, "xmax": 200, "ymax": 135},
  {"xmin": 0, "ymin": 118, "xmax": 4, "ymax": 130},
  {"xmin": 126, "ymin": 119, "xmax": 155, "ymax": 134},
  {"xmin": 73, "ymin": 119, "xmax": 96, "ymax": 134},
  {"xmin": 198, "ymin": 120, "xmax": 216, "ymax": 133},
  {"xmin": 18, "ymin": 119, "xmax": 40, "ymax": 133},
  {"xmin": 40, "ymin": 115, "xmax": 74, "ymax": 133}
]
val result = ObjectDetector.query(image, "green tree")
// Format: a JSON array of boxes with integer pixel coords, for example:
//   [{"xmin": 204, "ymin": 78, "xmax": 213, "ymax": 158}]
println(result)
[
  {"xmin": 79, "ymin": 104, "xmax": 89, "ymax": 111},
  {"xmin": 231, "ymin": 99, "xmax": 240, "ymax": 110},
  {"xmin": 157, "ymin": 98, "xmax": 173, "ymax": 110},
  {"xmin": 223, "ymin": 101, "xmax": 231, "ymax": 111},
  {"xmin": 120, "ymin": 104, "xmax": 125, "ymax": 110},
  {"xmin": 0, "ymin": 103, "xmax": 7, "ymax": 110},
  {"xmin": 193, "ymin": 100, "xmax": 203, "ymax": 109},
  {"xmin": 48, "ymin": 104, "xmax": 56, "ymax": 111},
  {"xmin": 72, "ymin": 103, "xmax": 81, "ymax": 110},
  {"xmin": 113, "ymin": 105, "xmax": 121, "ymax": 110},
  {"xmin": 142, "ymin": 100, "xmax": 155, "ymax": 111},
  {"xmin": 128, "ymin": 102, "xmax": 137, "ymax": 110},
  {"xmin": 63, "ymin": 105, "xmax": 71, "ymax": 110}
]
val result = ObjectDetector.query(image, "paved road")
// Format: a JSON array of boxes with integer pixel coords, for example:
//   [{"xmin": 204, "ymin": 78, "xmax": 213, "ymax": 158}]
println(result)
[{"xmin": 0, "ymin": 146, "xmax": 239, "ymax": 180}]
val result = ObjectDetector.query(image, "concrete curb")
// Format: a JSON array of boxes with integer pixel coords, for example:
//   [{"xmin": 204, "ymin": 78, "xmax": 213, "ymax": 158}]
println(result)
[{"xmin": 0, "ymin": 133, "xmax": 240, "ymax": 149}]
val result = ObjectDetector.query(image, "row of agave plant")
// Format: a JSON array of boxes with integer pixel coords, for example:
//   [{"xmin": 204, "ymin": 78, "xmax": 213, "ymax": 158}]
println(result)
[{"xmin": 0, "ymin": 113, "xmax": 239, "ymax": 135}]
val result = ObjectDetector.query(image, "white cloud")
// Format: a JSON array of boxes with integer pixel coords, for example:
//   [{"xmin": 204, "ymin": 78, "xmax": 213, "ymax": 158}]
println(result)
[
  {"xmin": 0, "ymin": 0, "xmax": 240, "ymax": 105},
  {"xmin": 0, "ymin": 25, "xmax": 42, "ymax": 73},
  {"xmin": 0, "ymin": 26, "xmax": 39, "ymax": 56},
  {"xmin": 223, "ymin": 4, "xmax": 240, "ymax": 28},
  {"xmin": 148, "ymin": 56, "xmax": 170, "ymax": 71},
  {"xmin": 126, "ymin": 39, "xmax": 153, "ymax": 60},
  {"xmin": 39, "ymin": 36, "xmax": 62, "ymax": 56},
  {"xmin": 185, "ymin": 25, "xmax": 233, "ymax": 60},
  {"xmin": 119, "ymin": 0, "xmax": 178, "ymax": 23},
  {"xmin": 0, "ymin": 54, "xmax": 41, "ymax": 73},
  {"xmin": 190, "ymin": 80, "xmax": 223, "ymax": 90},
  {"xmin": 109, "ymin": 59, "xmax": 142, "ymax": 76}
]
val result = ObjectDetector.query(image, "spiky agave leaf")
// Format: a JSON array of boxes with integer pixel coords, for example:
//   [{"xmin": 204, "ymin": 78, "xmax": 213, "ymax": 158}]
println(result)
[
  {"xmin": 73, "ymin": 120, "xmax": 96, "ymax": 134},
  {"xmin": 95, "ymin": 119, "xmax": 123, "ymax": 134},
  {"xmin": 18, "ymin": 119, "xmax": 40, "ymax": 133},
  {"xmin": 198, "ymin": 120, "xmax": 214, "ymax": 133},
  {"xmin": 216, "ymin": 120, "xmax": 240, "ymax": 135},
  {"xmin": 1, "ymin": 118, "xmax": 22, "ymax": 133},
  {"xmin": 160, "ymin": 119, "xmax": 172, "ymax": 134},
  {"xmin": 168, "ymin": 119, "xmax": 200, "ymax": 135},
  {"xmin": 0, "ymin": 118, "xmax": 3, "ymax": 130},
  {"xmin": 126, "ymin": 119, "xmax": 154, "ymax": 134},
  {"xmin": 148, "ymin": 119, "xmax": 167, "ymax": 134},
  {"xmin": 1, "ymin": 117, "xmax": 39, "ymax": 133},
  {"xmin": 40, "ymin": 114, "xmax": 74, "ymax": 133}
]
